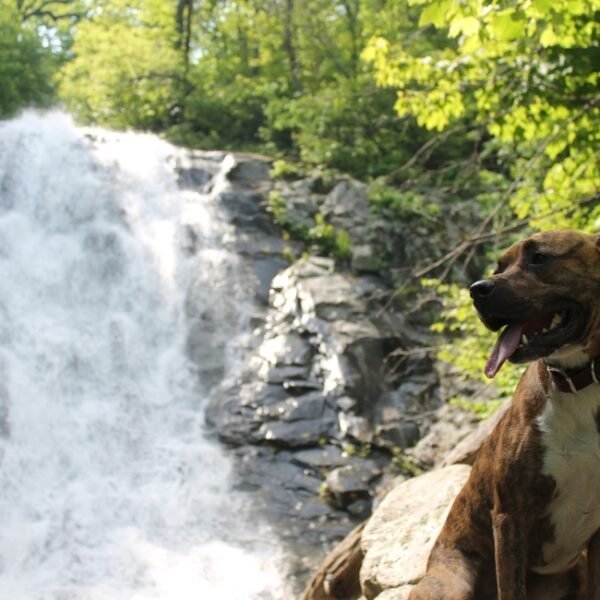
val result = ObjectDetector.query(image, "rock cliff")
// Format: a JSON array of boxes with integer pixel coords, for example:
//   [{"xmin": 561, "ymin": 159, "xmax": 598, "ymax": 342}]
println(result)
[{"xmin": 178, "ymin": 151, "xmax": 486, "ymax": 589}]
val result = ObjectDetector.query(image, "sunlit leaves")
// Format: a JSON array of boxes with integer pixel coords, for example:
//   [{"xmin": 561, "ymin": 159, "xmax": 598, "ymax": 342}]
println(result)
[
  {"xmin": 364, "ymin": 0, "xmax": 599, "ymax": 232},
  {"xmin": 489, "ymin": 9, "xmax": 526, "ymax": 42},
  {"xmin": 448, "ymin": 16, "xmax": 479, "ymax": 39},
  {"xmin": 59, "ymin": 0, "xmax": 180, "ymax": 129},
  {"xmin": 418, "ymin": 0, "xmax": 454, "ymax": 28}
]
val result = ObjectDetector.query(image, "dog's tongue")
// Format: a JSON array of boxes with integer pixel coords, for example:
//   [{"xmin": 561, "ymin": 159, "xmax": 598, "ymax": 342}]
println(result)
[{"xmin": 484, "ymin": 323, "xmax": 524, "ymax": 379}]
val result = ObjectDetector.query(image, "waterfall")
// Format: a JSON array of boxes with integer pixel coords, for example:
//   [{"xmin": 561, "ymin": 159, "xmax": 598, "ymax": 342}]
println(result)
[{"xmin": 0, "ymin": 112, "xmax": 290, "ymax": 599}]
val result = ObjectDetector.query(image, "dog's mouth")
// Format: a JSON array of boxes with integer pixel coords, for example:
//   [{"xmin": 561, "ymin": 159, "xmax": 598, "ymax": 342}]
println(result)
[{"xmin": 485, "ymin": 306, "xmax": 585, "ymax": 378}]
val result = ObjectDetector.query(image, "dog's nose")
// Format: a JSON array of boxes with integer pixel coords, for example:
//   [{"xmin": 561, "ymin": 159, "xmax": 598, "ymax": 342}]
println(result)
[{"xmin": 469, "ymin": 279, "xmax": 496, "ymax": 299}]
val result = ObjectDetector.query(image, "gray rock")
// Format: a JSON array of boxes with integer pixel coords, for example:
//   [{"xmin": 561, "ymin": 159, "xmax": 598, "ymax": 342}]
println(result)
[
  {"xmin": 339, "ymin": 413, "xmax": 373, "ymax": 444},
  {"xmin": 337, "ymin": 396, "xmax": 358, "ymax": 411},
  {"xmin": 374, "ymin": 421, "xmax": 420, "ymax": 450},
  {"xmin": 296, "ymin": 498, "xmax": 338, "ymax": 520},
  {"xmin": 258, "ymin": 364, "xmax": 310, "ymax": 384},
  {"xmin": 283, "ymin": 379, "xmax": 322, "ymax": 394},
  {"xmin": 322, "ymin": 180, "xmax": 370, "ymax": 244},
  {"xmin": 326, "ymin": 463, "xmax": 381, "ymax": 496},
  {"xmin": 352, "ymin": 244, "xmax": 381, "ymax": 273},
  {"xmin": 173, "ymin": 150, "xmax": 224, "ymax": 191},
  {"xmin": 360, "ymin": 465, "xmax": 471, "ymax": 599},
  {"xmin": 226, "ymin": 155, "xmax": 272, "ymax": 188},
  {"xmin": 258, "ymin": 411, "xmax": 336, "ymax": 447},
  {"xmin": 407, "ymin": 402, "xmax": 481, "ymax": 469},
  {"xmin": 442, "ymin": 400, "xmax": 510, "ymax": 467},
  {"xmin": 259, "ymin": 332, "xmax": 312, "ymax": 366},
  {"xmin": 250, "ymin": 255, "xmax": 289, "ymax": 304},
  {"xmin": 257, "ymin": 393, "xmax": 326, "ymax": 422},
  {"xmin": 377, "ymin": 378, "xmax": 438, "ymax": 417},
  {"xmin": 292, "ymin": 445, "xmax": 347, "ymax": 468},
  {"xmin": 205, "ymin": 380, "xmax": 290, "ymax": 444},
  {"xmin": 298, "ymin": 273, "xmax": 362, "ymax": 321}
]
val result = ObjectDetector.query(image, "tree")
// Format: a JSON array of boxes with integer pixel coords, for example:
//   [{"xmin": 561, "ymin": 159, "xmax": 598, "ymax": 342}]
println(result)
[
  {"xmin": 16, "ymin": 0, "xmax": 82, "ymax": 22},
  {"xmin": 0, "ymin": 1, "xmax": 60, "ymax": 115},
  {"xmin": 363, "ymin": 0, "xmax": 599, "ymax": 231},
  {"xmin": 59, "ymin": 0, "xmax": 182, "ymax": 130}
]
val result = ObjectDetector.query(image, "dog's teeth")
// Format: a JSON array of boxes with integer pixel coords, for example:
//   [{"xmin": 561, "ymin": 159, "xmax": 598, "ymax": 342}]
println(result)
[
  {"xmin": 542, "ymin": 327, "xmax": 549, "ymax": 333},
  {"xmin": 550, "ymin": 313, "xmax": 562, "ymax": 329},
  {"xmin": 522, "ymin": 334, "xmax": 529, "ymax": 344}
]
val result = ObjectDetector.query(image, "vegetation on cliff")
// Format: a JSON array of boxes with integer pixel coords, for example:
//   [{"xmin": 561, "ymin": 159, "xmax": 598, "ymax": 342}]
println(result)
[{"xmin": 1, "ymin": 0, "xmax": 598, "ymax": 406}]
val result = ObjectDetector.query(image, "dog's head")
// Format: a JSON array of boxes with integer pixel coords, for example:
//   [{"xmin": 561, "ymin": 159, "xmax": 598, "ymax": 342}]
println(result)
[{"xmin": 469, "ymin": 229, "xmax": 600, "ymax": 378}]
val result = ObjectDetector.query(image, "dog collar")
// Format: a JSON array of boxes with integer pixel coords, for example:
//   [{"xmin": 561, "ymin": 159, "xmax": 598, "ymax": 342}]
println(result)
[{"xmin": 546, "ymin": 358, "xmax": 600, "ymax": 394}]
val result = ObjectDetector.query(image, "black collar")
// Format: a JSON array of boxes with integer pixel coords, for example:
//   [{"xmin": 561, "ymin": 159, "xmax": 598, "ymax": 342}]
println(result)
[{"xmin": 546, "ymin": 358, "xmax": 600, "ymax": 393}]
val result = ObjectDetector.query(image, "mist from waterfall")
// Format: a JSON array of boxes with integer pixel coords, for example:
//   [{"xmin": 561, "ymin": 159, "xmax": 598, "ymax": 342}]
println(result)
[{"xmin": 0, "ymin": 112, "xmax": 290, "ymax": 600}]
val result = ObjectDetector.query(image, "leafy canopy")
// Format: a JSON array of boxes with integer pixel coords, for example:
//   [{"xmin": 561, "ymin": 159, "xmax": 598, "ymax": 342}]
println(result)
[{"xmin": 363, "ymin": 0, "xmax": 600, "ymax": 230}]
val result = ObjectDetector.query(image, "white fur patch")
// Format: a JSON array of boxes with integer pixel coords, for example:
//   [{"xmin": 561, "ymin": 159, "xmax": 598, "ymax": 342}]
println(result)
[{"xmin": 532, "ymin": 382, "xmax": 600, "ymax": 575}]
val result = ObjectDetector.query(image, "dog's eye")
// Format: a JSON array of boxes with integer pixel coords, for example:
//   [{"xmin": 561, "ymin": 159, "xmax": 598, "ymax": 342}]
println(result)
[{"xmin": 529, "ymin": 252, "xmax": 550, "ymax": 266}]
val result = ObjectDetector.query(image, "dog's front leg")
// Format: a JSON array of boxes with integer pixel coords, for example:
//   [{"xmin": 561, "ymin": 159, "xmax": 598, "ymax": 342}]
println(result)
[
  {"xmin": 492, "ymin": 511, "xmax": 526, "ymax": 600},
  {"xmin": 588, "ymin": 527, "xmax": 600, "ymax": 600}
]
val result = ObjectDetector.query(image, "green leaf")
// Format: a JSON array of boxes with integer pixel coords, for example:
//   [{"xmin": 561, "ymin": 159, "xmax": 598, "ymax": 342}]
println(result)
[
  {"xmin": 531, "ymin": 0, "xmax": 554, "ymax": 16},
  {"xmin": 449, "ymin": 16, "xmax": 480, "ymax": 38},
  {"xmin": 540, "ymin": 25, "xmax": 559, "ymax": 46},
  {"xmin": 490, "ymin": 9, "xmax": 527, "ymax": 42},
  {"xmin": 418, "ymin": 0, "xmax": 453, "ymax": 29}
]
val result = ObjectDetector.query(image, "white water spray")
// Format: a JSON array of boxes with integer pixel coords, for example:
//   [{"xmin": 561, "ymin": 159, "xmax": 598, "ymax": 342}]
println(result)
[{"xmin": 0, "ymin": 112, "xmax": 289, "ymax": 600}]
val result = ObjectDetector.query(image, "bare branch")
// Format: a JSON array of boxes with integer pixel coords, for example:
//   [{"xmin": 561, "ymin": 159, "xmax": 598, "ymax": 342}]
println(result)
[{"xmin": 21, "ymin": 0, "xmax": 83, "ymax": 22}]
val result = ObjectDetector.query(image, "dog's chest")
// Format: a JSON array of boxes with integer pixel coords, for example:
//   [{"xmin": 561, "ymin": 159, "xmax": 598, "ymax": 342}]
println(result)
[{"xmin": 533, "ymin": 384, "xmax": 600, "ymax": 574}]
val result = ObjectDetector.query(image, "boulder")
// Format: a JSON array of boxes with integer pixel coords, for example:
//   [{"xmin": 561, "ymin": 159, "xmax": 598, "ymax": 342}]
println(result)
[
  {"xmin": 225, "ymin": 154, "xmax": 272, "ymax": 189},
  {"xmin": 360, "ymin": 464, "xmax": 471, "ymax": 599},
  {"xmin": 321, "ymin": 179, "xmax": 370, "ymax": 245}
]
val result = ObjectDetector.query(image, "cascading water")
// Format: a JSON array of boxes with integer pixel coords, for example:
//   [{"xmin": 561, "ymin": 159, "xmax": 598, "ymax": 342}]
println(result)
[{"xmin": 0, "ymin": 112, "xmax": 290, "ymax": 599}]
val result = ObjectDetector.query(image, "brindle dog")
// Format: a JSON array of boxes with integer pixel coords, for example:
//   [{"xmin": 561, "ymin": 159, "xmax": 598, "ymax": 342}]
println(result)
[{"xmin": 409, "ymin": 230, "xmax": 600, "ymax": 600}]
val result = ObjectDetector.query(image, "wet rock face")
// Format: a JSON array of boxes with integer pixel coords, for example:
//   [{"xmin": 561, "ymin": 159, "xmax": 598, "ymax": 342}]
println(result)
[
  {"xmin": 205, "ymin": 251, "xmax": 443, "ymax": 582},
  {"xmin": 189, "ymin": 155, "xmax": 479, "ymax": 590}
]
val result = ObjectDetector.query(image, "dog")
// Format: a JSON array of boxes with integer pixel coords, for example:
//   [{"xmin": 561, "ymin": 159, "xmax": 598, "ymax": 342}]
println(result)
[{"xmin": 409, "ymin": 229, "xmax": 600, "ymax": 600}]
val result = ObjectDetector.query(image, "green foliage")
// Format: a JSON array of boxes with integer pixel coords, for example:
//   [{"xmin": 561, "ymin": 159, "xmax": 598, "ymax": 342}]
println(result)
[
  {"xmin": 364, "ymin": 0, "xmax": 600, "ymax": 228},
  {"xmin": 59, "ymin": 0, "xmax": 180, "ymax": 130},
  {"xmin": 361, "ymin": 0, "xmax": 598, "ymax": 408},
  {"xmin": 391, "ymin": 448, "xmax": 424, "ymax": 476},
  {"xmin": 265, "ymin": 78, "xmax": 422, "ymax": 179},
  {"xmin": 0, "ymin": 3, "xmax": 60, "ymax": 116},
  {"xmin": 342, "ymin": 442, "xmax": 372, "ymax": 459},
  {"xmin": 368, "ymin": 180, "xmax": 440, "ymax": 219},
  {"xmin": 267, "ymin": 191, "xmax": 351, "ymax": 261},
  {"xmin": 308, "ymin": 215, "xmax": 352, "ymax": 260},
  {"xmin": 266, "ymin": 190, "xmax": 309, "ymax": 238},
  {"xmin": 270, "ymin": 159, "xmax": 304, "ymax": 181},
  {"xmin": 281, "ymin": 246, "xmax": 297, "ymax": 264}
]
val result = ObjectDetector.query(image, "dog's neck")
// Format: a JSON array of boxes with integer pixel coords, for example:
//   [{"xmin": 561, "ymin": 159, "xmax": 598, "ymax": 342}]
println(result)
[{"xmin": 544, "ymin": 356, "xmax": 600, "ymax": 394}]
